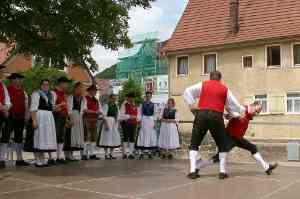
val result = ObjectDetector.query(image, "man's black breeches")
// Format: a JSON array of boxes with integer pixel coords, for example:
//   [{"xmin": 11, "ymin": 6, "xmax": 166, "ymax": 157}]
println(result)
[{"xmin": 190, "ymin": 110, "xmax": 233, "ymax": 152}]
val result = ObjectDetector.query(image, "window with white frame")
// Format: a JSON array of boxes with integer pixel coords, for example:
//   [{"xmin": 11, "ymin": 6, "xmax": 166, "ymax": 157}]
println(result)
[
  {"xmin": 267, "ymin": 45, "xmax": 281, "ymax": 67},
  {"xmin": 242, "ymin": 56, "xmax": 253, "ymax": 68},
  {"xmin": 177, "ymin": 56, "xmax": 189, "ymax": 76},
  {"xmin": 293, "ymin": 44, "xmax": 300, "ymax": 66},
  {"xmin": 287, "ymin": 93, "xmax": 300, "ymax": 113},
  {"xmin": 255, "ymin": 94, "xmax": 268, "ymax": 113},
  {"xmin": 204, "ymin": 53, "xmax": 217, "ymax": 74}
]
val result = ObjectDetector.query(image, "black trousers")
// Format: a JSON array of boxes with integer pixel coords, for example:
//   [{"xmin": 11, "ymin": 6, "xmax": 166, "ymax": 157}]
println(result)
[
  {"xmin": 190, "ymin": 110, "xmax": 232, "ymax": 152},
  {"xmin": 1, "ymin": 116, "xmax": 25, "ymax": 143},
  {"xmin": 212, "ymin": 134, "xmax": 258, "ymax": 162},
  {"xmin": 225, "ymin": 134, "xmax": 258, "ymax": 155},
  {"xmin": 0, "ymin": 114, "xmax": 7, "ymax": 140},
  {"xmin": 122, "ymin": 121, "xmax": 137, "ymax": 143},
  {"xmin": 54, "ymin": 116, "xmax": 67, "ymax": 144}
]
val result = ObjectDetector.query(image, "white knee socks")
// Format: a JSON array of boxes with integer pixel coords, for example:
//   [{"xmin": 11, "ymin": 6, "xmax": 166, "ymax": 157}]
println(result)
[
  {"xmin": 189, "ymin": 150, "xmax": 199, "ymax": 173},
  {"xmin": 123, "ymin": 142, "xmax": 129, "ymax": 155},
  {"xmin": 15, "ymin": 144, "xmax": 24, "ymax": 161},
  {"xmin": 57, "ymin": 144, "xmax": 64, "ymax": 160},
  {"xmin": 253, "ymin": 152, "xmax": 269, "ymax": 171},
  {"xmin": 129, "ymin": 143, "xmax": 135, "ymax": 155},
  {"xmin": 219, "ymin": 152, "xmax": 227, "ymax": 173}
]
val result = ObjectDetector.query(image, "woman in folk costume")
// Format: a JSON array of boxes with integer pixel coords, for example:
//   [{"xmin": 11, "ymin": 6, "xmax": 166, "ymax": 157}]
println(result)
[
  {"xmin": 0, "ymin": 65, "xmax": 11, "ymax": 169},
  {"xmin": 30, "ymin": 79, "xmax": 57, "ymax": 167},
  {"xmin": 136, "ymin": 91, "xmax": 157, "ymax": 159},
  {"xmin": 64, "ymin": 82, "xmax": 86, "ymax": 161},
  {"xmin": 119, "ymin": 93, "xmax": 138, "ymax": 160},
  {"xmin": 82, "ymin": 84, "xmax": 102, "ymax": 160},
  {"xmin": 158, "ymin": 98, "xmax": 180, "ymax": 160},
  {"xmin": 99, "ymin": 94, "xmax": 121, "ymax": 159}
]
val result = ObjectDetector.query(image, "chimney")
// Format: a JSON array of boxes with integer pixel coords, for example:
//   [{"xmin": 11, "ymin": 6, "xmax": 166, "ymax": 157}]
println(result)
[{"xmin": 229, "ymin": 0, "xmax": 240, "ymax": 34}]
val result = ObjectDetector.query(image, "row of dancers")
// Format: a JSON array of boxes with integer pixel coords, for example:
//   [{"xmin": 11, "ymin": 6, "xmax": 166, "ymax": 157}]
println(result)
[{"xmin": 0, "ymin": 67, "xmax": 181, "ymax": 168}]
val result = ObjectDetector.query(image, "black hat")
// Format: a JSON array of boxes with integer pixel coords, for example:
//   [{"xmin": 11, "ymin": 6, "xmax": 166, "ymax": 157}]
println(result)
[
  {"xmin": 0, "ymin": 65, "xmax": 6, "ymax": 70},
  {"xmin": 57, "ymin": 76, "xmax": 72, "ymax": 83},
  {"xmin": 126, "ymin": 92, "xmax": 135, "ymax": 98},
  {"xmin": 7, "ymin": 73, "xmax": 25, "ymax": 80},
  {"xmin": 145, "ymin": 91, "xmax": 152, "ymax": 95},
  {"xmin": 87, "ymin": 84, "xmax": 98, "ymax": 91}
]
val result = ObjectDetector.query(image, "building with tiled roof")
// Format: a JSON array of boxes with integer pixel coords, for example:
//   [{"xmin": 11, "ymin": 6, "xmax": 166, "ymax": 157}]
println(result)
[
  {"xmin": 0, "ymin": 43, "xmax": 91, "ymax": 83},
  {"xmin": 165, "ymin": 0, "xmax": 300, "ymax": 139}
]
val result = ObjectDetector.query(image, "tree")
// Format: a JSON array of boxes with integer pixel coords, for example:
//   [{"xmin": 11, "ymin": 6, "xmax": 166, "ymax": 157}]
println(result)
[
  {"xmin": 0, "ymin": 0, "xmax": 155, "ymax": 81},
  {"xmin": 20, "ymin": 66, "xmax": 73, "ymax": 95},
  {"xmin": 95, "ymin": 64, "xmax": 117, "ymax": 79},
  {"xmin": 118, "ymin": 78, "xmax": 143, "ymax": 106}
]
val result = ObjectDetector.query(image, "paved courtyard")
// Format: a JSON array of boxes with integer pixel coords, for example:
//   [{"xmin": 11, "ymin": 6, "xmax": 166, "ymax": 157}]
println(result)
[{"xmin": 0, "ymin": 159, "xmax": 300, "ymax": 199}]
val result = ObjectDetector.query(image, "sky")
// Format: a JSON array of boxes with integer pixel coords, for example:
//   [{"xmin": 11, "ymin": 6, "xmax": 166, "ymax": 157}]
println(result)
[{"xmin": 91, "ymin": 0, "xmax": 189, "ymax": 72}]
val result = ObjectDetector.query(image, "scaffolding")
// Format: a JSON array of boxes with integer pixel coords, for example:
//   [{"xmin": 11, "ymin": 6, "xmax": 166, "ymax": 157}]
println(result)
[{"xmin": 117, "ymin": 32, "xmax": 168, "ymax": 83}]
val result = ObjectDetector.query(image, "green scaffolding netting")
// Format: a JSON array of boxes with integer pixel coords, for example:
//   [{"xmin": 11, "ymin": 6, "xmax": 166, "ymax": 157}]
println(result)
[{"xmin": 117, "ymin": 32, "xmax": 168, "ymax": 82}]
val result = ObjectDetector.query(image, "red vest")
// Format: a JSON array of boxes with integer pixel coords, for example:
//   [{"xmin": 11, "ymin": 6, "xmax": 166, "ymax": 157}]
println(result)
[
  {"xmin": 54, "ymin": 89, "xmax": 68, "ymax": 117},
  {"xmin": 125, "ymin": 102, "xmax": 138, "ymax": 124},
  {"xmin": 86, "ymin": 96, "xmax": 99, "ymax": 112},
  {"xmin": 0, "ymin": 82, "xmax": 5, "ymax": 105},
  {"xmin": 226, "ymin": 106, "xmax": 254, "ymax": 140},
  {"xmin": 198, "ymin": 80, "xmax": 228, "ymax": 113},
  {"xmin": 8, "ymin": 85, "xmax": 26, "ymax": 117}
]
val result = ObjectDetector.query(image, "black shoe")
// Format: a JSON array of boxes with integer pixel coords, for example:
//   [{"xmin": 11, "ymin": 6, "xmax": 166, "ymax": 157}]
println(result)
[
  {"xmin": 122, "ymin": 154, "xmax": 128, "ymax": 159},
  {"xmin": 219, "ymin": 172, "xmax": 229, "ymax": 180},
  {"xmin": 128, "ymin": 154, "xmax": 135, "ymax": 160},
  {"xmin": 0, "ymin": 161, "xmax": 6, "ymax": 169},
  {"xmin": 66, "ymin": 158, "xmax": 78, "ymax": 162},
  {"xmin": 56, "ymin": 159, "xmax": 68, "ymax": 164},
  {"xmin": 47, "ymin": 159, "xmax": 56, "ymax": 166},
  {"xmin": 81, "ymin": 155, "xmax": 88, "ymax": 161},
  {"xmin": 148, "ymin": 154, "xmax": 153, "ymax": 159},
  {"xmin": 212, "ymin": 154, "xmax": 219, "ymax": 163},
  {"xmin": 15, "ymin": 160, "xmax": 31, "ymax": 167},
  {"xmin": 90, "ymin": 155, "xmax": 100, "ymax": 160},
  {"xmin": 35, "ymin": 164, "xmax": 44, "ymax": 168},
  {"xmin": 167, "ymin": 154, "xmax": 173, "ymax": 160},
  {"xmin": 266, "ymin": 163, "xmax": 278, "ymax": 175},
  {"xmin": 109, "ymin": 154, "xmax": 116, "ymax": 160},
  {"xmin": 187, "ymin": 172, "xmax": 200, "ymax": 179},
  {"xmin": 160, "ymin": 154, "xmax": 166, "ymax": 159}
]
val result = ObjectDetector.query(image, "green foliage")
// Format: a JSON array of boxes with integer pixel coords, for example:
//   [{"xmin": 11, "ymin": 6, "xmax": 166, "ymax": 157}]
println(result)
[
  {"xmin": 95, "ymin": 64, "xmax": 117, "ymax": 79},
  {"xmin": 0, "ymin": 0, "xmax": 154, "ymax": 72},
  {"xmin": 118, "ymin": 78, "xmax": 143, "ymax": 106},
  {"xmin": 21, "ymin": 66, "xmax": 73, "ymax": 95}
]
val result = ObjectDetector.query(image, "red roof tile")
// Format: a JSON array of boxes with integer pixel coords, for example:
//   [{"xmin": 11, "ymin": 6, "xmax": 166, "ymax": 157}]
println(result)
[
  {"xmin": 164, "ymin": 0, "xmax": 300, "ymax": 53},
  {"xmin": 67, "ymin": 65, "xmax": 91, "ymax": 82},
  {"xmin": 6, "ymin": 55, "xmax": 32, "ymax": 73}
]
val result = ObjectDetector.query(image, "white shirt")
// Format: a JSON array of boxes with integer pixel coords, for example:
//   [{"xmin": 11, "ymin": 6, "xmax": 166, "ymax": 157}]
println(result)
[
  {"xmin": 183, "ymin": 82, "xmax": 245, "ymax": 117},
  {"xmin": 0, "ymin": 81, "xmax": 11, "ymax": 108}
]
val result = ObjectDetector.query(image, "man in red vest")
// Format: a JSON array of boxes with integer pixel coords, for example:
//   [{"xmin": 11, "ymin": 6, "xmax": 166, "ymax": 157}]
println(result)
[
  {"xmin": 53, "ymin": 76, "xmax": 72, "ymax": 164},
  {"xmin": 0, "ymin": 65, "xmax": 11, "ymax": 169},
  {"xmin": 119, "ymin": 93, "xmax": 138, "ymax": 160},
  {"xmin": 83, "ymin": 84, "xmax": 102, "ymax": 160},
  {"xmin": 1, "ymin": 73, "xmax": 30, "ymax": 167},
  {"xmin": 204, "ymin": 101, "xmax": 278, "ymax": 175},
  {"xmin": 183, "ymin": 71, "xmax": 245, "ymax": 179}
]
